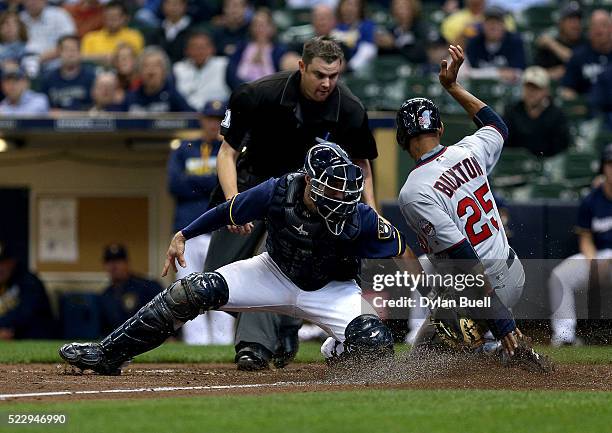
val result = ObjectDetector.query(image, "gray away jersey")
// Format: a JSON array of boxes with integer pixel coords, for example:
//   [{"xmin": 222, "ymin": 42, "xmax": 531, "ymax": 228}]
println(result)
[{"xmin": 399, "ymin": 126, "xmax": 509, "ymax": 274}]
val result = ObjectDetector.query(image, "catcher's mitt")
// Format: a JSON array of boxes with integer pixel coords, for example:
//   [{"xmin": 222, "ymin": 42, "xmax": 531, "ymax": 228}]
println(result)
[{"xmin": 501, "ymin": 333, "xmax": 555, "ymax": 374}]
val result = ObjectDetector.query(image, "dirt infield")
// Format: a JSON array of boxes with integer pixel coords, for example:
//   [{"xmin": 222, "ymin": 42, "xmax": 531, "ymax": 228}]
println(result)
[{"xmin": 1, "ymin": 357, "xmax": 611, "ymax": 403}]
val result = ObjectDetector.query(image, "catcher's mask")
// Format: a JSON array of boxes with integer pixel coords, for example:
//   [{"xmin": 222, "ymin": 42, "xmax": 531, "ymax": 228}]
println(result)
[{"xmin": 304, "ymin": 141, "xmax": 364, "ymax": 236}]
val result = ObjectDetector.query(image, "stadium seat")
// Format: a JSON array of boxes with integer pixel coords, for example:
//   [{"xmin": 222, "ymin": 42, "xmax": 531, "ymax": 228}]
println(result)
[
  {"xmin": 491, "ymin": 148, "xmax": 543, "ymax": 187},
  {"xmin": 519, "ymin": 5, "xmax": 558, "ymax": 32},
  {"xmin": 563, "ymin": 150, "xmax": 599, "ymax": 186},
  {"xmin": 528, "ymin": 181, "xmax": 570, "ymax": 199}
]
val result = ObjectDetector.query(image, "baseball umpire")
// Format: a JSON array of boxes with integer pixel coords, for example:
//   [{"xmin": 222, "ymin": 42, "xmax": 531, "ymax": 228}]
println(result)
[
  {"xmin": 59, "ymin": 142, "xmax": 404, "ymax": 375},
  {"xmin": 207, "ymin": 36, "xmax": 379, "ymax": 370},
  {"xmin": 395, "ymin": 45, "xmax": 552, "ymax": 371}
]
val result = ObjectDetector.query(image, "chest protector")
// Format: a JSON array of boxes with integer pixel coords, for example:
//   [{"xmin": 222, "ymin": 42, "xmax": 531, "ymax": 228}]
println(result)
[{"xmin": 266, "ymin": 173, "xmax": 362, "ymax": 291}]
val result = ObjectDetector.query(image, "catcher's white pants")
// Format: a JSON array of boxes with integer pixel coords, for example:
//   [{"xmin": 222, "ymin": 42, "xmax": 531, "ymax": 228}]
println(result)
[
  {"xmin": 548, "ymin": 249, "xmax": 612, "ymax": 345},
  {"xmin": 177, "ymin": 235, "xmax": 235, "ymax": 345},
  {"xmin": 216, "ymin": 252, "xmax": 376, "ymax": 342}
]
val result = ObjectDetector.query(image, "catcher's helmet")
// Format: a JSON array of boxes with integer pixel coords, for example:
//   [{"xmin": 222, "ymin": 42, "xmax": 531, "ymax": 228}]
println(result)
[
  {"xmin": 396, "ymin": 97, "xmax": 442, "ymax": 148},
  {"xmin": 304, "ymin": 140, "xmax": 364, "ymax": 236}
]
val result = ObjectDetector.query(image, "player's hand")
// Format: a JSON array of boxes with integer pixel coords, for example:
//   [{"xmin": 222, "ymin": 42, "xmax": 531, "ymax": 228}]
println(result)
[
  {"xmin": 501, "ymin": 328, "xmax": 523, "ymax": 357},
  {"xmin": 226, "ymin": 222, "xmax": 254, "ymax": 235},
  {"xmin": 162, "ymin": 231, "xmax": 187, "ymax": 277},
  {"xmin": 439, "ymin": 44, "xmax": 464, "ymax": 89}
]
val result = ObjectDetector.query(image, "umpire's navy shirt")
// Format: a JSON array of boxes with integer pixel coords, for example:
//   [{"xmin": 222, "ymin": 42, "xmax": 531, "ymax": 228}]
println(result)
[
  {"xmin": 577, "ymin": 186, "xmax": 612, "ymax": 251},
  {"xmin": 220, "ymin": 70, "xmax": 378, "ymax": 181}
]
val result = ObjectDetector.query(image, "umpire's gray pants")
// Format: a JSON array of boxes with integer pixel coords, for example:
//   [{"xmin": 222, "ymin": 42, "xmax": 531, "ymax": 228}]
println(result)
[{"xmin": 203, "ymin": 222, "xmax": 303, "ymax": 355}]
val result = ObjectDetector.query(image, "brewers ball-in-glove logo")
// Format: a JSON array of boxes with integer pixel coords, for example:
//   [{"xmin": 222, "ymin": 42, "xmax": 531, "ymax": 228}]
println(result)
[
  {"xmin": 377, "ymin": 215, "xmax": 393, "ymax": 240},
  {"xmin": 418, "ymin": 110, "xmax": 432, "ymax": 129},
  {"xmin": 419, "ymin": 218, "xmax": 436, "ymax": 237}
]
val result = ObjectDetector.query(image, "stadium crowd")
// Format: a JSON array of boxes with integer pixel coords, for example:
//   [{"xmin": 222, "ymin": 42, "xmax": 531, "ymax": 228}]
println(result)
[{"xmin": 0, "ymin": 0, "xmax": 607, "ymax": 132}]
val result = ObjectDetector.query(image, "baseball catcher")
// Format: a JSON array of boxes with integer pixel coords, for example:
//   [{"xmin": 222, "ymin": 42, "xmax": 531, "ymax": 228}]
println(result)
[{"xmin": 59, "ymin": 142, "xmax": 403, "ymax": 374}]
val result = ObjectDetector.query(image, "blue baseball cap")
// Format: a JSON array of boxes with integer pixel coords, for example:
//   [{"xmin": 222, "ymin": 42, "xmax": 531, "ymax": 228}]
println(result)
[{"xmin": 201, "ymin": 99, "xmax": 227, "ymax": 117}]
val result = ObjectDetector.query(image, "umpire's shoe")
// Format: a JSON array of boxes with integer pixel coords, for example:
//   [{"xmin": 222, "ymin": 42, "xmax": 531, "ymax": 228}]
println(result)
[
  {"xmin": 59, "ymin": 342, "xmax": 128, "ymax": 376},
  {"xmin": 235, "ymin": 343, "xmax": 272, "ymax": 371}
]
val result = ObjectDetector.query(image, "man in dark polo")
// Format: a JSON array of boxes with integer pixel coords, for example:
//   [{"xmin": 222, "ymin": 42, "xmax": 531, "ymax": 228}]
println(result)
[{"xmin": 203, "ymin": 36, "xmax": 378, "ymax": 371}]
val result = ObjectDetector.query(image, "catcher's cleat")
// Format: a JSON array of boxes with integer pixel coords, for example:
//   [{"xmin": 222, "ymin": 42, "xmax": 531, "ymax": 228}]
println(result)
[
  {"xmin": 236, "ymin": 353, "xmax": 269, "ymax": 371},
  {"xmin": 502, "ymin": 336, "xmax": 555, "ymax": 374},
  {"xmin": 59, "ymin": 342, "xmax": 129, "ymax": 376}
]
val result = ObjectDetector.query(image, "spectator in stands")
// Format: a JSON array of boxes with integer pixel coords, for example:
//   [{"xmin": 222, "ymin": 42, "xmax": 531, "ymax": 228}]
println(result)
[
  {"xmin": 41, "ymin": 35, "xmax": 96, "ymax": 111},
  {"xmin": 167, "ymin": 99, "xmax": 236, "ymax": 344},
  {"xmin": 0, "ymin": 63, "xmax": 49, "ymax": 114},
  {"xmin": 440, "ymin": 0, "xmax": 516, "ymax": 46},
  {"xmin": 286, "ymin": 0, "xmax": 338, "ymax": 8},
  {"xmin": 0, "ymin": 11, "xmax": 28, "ymax": 65},
  {"xmin": 590, "ymin": 63, "xmax": 612, "ymax": 131},
  {"xmin": 331, "ymin": 0, "xmax": 376, "ymax": 72},
  {"xmin": 548, "ymin": 143, "xmax": 612, "ymax": 346},
  {"xmin": 81, "ymin": 0, "xmax": 144, "ymax": 65},
  {"xmin": 463, "ymin": 6, "xmax": 526, "ymax": 83},
  {"xmin": 146, "ymin": 0, "xmax": 193, "ymax": 64},
  {"xmin": 98, "ymin": 244, "xmax": 162, "ymax": 335},
  {"xmin": 112, "ymin": 42, "xmax": 140, "ymax": 95},
  {"xmin": 173, "ymin": 31, "xmax": 230, "ymax": 112},
  {"xmin": 89, "ymin": 71, "xmax": 125, "ymax": 113},
  {"xmin": 561, "ymin": 9, "xmax": 612, "ymax": 100},
  {"xmin": 503, "ymin": 66, "xmax": 570, "ymax": 157},
  {"xmin": 440, "ymin": 0, "xmax": 515, "ymax": 47},
  {"xmin": 534, "ymin": 1, "xmax": 585, "ymax": 81},
  {"xmin": 285, "ymin": 4, "xmax": 348, "ymax": 58},
  {"xmin": 486, "ymin": 0, "xmax": 550, "ymax": 15},
  {"xmin": 0, "ymin": 240, "xmax": 56, "ymax": 340},
  {"xmin": 226, "ymin": 8, "xmax": 288, "ymax": 90},
  {"xmin": 125, "ymin": 46, "xmax": 194, "ymax": 113},
  {"xmin": 64, "ymin": 0, "xmax": 104, "ymax": 39},
  {"xmin": 212, "ymin": 0, "xmax": 250, "ymax": 57},
  {"xmin": 20, "ymin": 0, "xmax": 76, "ymax": 67},
  {"xmin": 375, "ymin": 0, "xmax": 434, "ymax": 64},
  {"xmin": 0, "ymin": 0, "xmax": 22, "ymax": 14},
  {"xmin": 312, "ymin": 4, "xmax": 336, "ymax": 38}
]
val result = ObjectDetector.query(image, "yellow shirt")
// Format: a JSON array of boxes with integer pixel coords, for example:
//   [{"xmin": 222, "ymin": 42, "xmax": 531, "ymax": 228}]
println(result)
[
  {"xmin": 81, "ymin": 27, "xmax": 144, "ymax": 56},
  {"xmin": 441, "ymin": 10, "xmax": 516, "ymax": 45}
]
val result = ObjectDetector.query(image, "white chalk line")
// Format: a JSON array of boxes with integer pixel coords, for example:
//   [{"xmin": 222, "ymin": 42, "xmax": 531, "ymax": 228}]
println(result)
[{"xmin": 0, "ymin": 381, "xmax": 329, "ymax": 401}]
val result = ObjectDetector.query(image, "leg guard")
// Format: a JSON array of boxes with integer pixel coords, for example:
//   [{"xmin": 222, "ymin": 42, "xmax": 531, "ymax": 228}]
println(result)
[{"xmin": 101, "ymin": 272, "xmax": 229, "ymax": 364}]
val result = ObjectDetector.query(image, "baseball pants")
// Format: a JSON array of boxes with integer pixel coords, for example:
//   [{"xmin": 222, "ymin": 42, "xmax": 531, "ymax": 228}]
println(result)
[
  {"xmin": 177, "ymin": 234, "xmax": 235, "ymax": 345},
  {"xmin": 413, "ymin": 253, "xmax": 525, "ymax": 348},
  {"xmin": 215, "ymin": 252, "xmax": 376, "ymax": 342},
  {"xmin": 204, "ymin": 222, "xmax": 303, "ymax": 355},
  {"xmin": 548, "ymin": 249, "xmax": 612, "ymax": 345}
]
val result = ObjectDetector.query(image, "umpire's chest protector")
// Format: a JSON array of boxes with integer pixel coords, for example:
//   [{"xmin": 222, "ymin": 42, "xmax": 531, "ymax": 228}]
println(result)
[{"xmin": 266, "ymin": 173, "xmax": 361, "ymax": 291}]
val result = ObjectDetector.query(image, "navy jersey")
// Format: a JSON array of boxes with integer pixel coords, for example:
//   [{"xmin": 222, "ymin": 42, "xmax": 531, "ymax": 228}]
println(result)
[
  {"xmin": 125, "ymin": 81, "xmax": 195, "ymax": 113},
  {"xmin": 0, "ymin": 269, "xmax": 56, "ymax": 339},
  {"xmin": 182, "ymin": 175, "xmax": 406, "ymax": 260},
  {"xmin": 41, "ymin": 66, "xmax": 96, "ymax": 110},
  {"xmin": 576, "ymin": 186, "xmax": 612, "ymax": 251},
  {"xmin": 466, "ymin": 31, "xmax": 526, "ymax": 70},
  {"xmin": 167, "ymin": 138, "xmax": 222, "ymax": 231},
  {"xmin": 562, "ymin": 44, "xmax": 612, "ymax": 94},
  {"xmin": 98, "ymin": 275, "xmax": 163, "ymax": 335}
]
